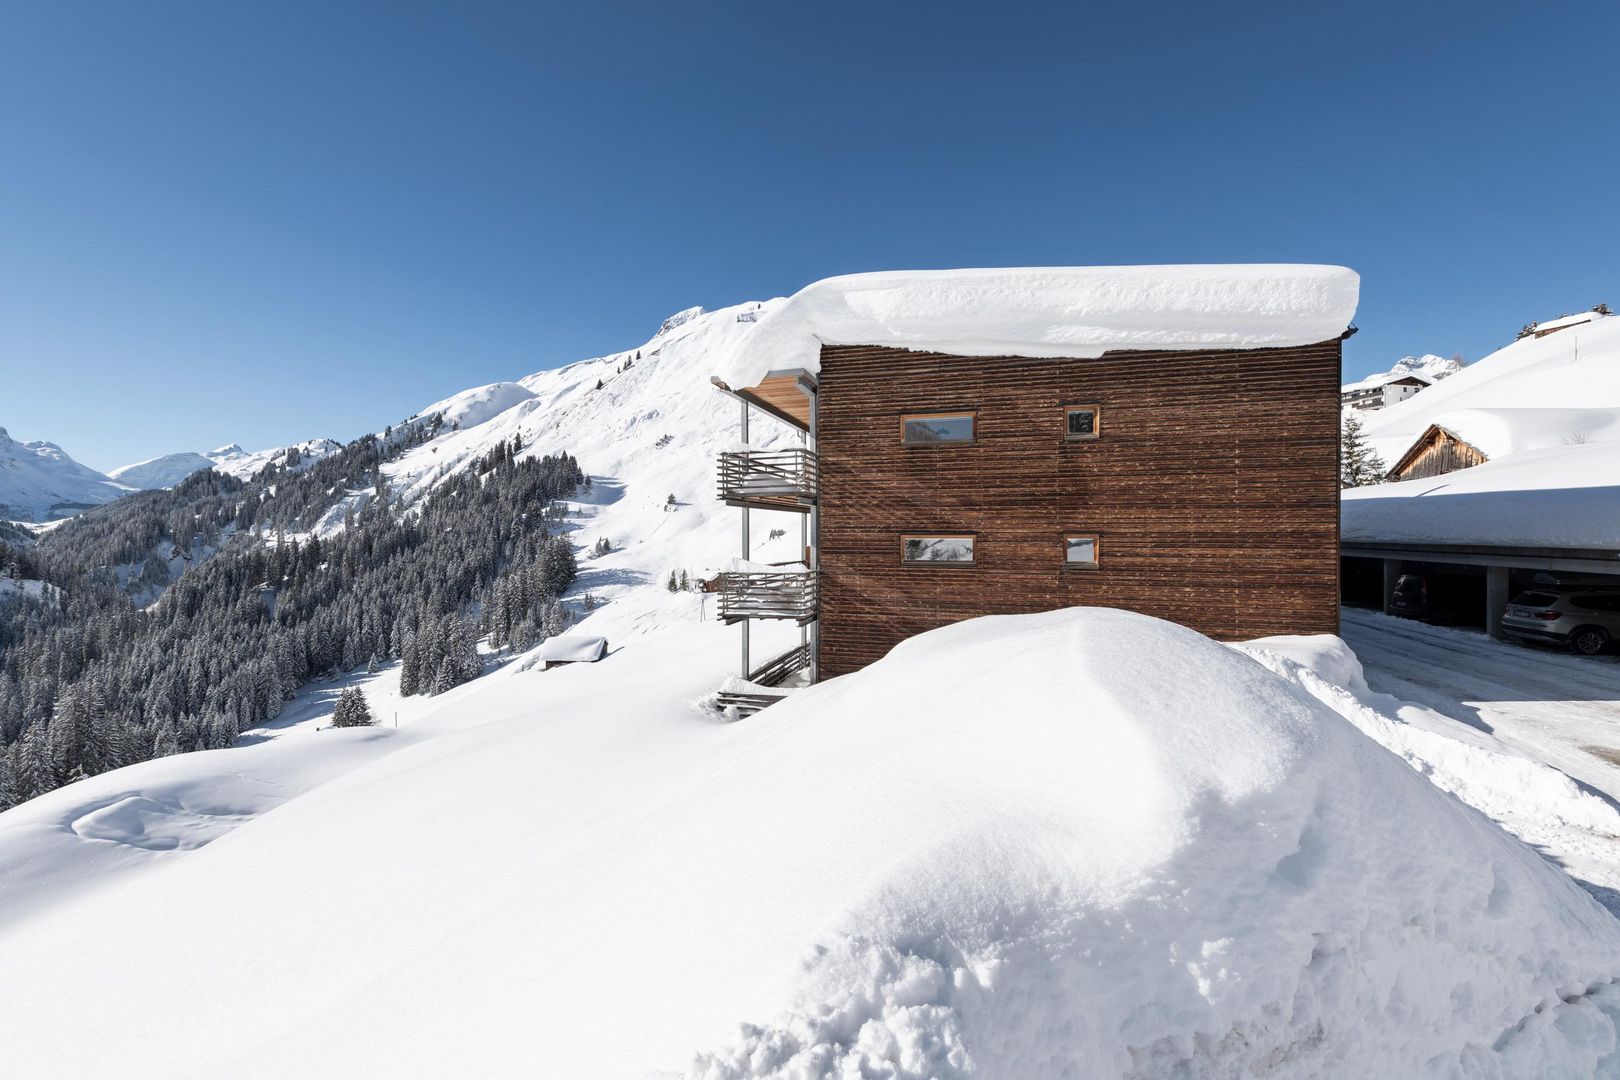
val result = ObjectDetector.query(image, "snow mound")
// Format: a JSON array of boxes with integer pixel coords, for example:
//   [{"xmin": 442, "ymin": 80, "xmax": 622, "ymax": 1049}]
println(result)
[
  {"xmin": 712, "ymin": 265, "xmax": 1359, "ymax": 389},
  {"xmin": 70, "ymin": 794, "xmax": 252, "ymax": 851},
  {"xmin": 417, "ymin": 380, "xmax": 537, "ymax": 432},
  {"xmin": 690, "ymin": 608, "xmax": 1620, "ymax": 1078}
]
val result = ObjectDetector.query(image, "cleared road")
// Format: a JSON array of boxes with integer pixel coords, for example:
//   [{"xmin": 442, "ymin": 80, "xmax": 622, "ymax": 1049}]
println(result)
[{"xmin": 1342, "ymin": 606, "xmax": 1620, "ymax": 803}]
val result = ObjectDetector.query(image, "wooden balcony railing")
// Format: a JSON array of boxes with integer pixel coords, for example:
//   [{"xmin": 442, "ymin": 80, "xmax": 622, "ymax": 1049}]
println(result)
[
  {"xmin": 748, "ymin": 641, "xmax": 811, "ymax": 687},
  {"xmin": 716, "ymin": 570, "xmax": 819, "ymax": 624},
  {"xmin": 715, "ymin": 643, "xmax": 813, "ymax": 718},
  {"xmin": 717, "ymin": 447, "xmax": 819, "ymax": 511}
]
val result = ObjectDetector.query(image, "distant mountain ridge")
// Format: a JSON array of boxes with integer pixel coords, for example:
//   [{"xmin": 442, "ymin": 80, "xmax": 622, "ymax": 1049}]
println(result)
[
  {"xmin": 107, "ymin": 439, "xmax": 342, "ymax": 493},
  {"xmin": 1387, "ymin": 352, "xmax": 1465, "ymax": 383},
  {"xmin": 0, "ymin": 427, "xmax": 132, "ymax": 522}
]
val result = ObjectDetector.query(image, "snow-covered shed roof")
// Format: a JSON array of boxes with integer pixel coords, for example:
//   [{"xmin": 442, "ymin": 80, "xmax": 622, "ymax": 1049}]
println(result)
[
  {"xmin": 712, "ymin": 265, "xmax": 1360, "ymax": 393},
  {"xmin": 1533, "ymin": 311, "xmax": 1602, "ymax": 334},
  {"xmin": 537, "ymin": 635, "xmax": 608, "ymax": 664}
]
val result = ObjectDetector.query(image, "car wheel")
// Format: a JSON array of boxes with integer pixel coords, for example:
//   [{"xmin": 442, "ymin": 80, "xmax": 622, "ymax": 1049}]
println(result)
[{"xmin": 1569, "ymin": 626, "xmax": 1611, "ymax": 656}]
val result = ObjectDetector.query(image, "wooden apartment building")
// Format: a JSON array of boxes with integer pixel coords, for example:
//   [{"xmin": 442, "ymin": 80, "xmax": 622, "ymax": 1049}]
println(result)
[{"xmin": 709, "ymin": 266, "xmax": 1356, "ymax": 710}]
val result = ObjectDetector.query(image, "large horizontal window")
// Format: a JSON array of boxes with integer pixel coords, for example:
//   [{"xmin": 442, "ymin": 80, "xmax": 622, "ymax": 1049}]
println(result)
[
  {"xmin": 902, "ymin": 534, "xmax": 976, "ymax": 565},
  {"xmin": 901, "ymin": 412, "xmax": 975, "ymax": 444},
  {"xmin": 1064, "ymin": 534, "xmax": 1100, "ymax": 567},
  {"xmin": 1064, "ymin": 405, "xmax": 1101, "ymax": 440}
]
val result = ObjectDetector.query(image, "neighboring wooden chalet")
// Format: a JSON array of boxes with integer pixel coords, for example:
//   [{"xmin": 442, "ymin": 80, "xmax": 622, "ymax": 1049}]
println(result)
[
  {"xmin": 1385, "ymin": 423, "xmax": 1488, "ymax": 482},
  {"xmin": 708, "ymin": 265, "xmax": 1360, "ymax": 709}
]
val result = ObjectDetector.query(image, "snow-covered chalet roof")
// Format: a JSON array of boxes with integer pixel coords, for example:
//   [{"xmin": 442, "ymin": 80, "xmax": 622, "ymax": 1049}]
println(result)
[
  {"xmin": 712, "ymin": 264, "xmax": 1360, "ymax": 390},
  {"xmin": 1341, "ymin": 371, "xmax": 1432, "ymax": 394}
]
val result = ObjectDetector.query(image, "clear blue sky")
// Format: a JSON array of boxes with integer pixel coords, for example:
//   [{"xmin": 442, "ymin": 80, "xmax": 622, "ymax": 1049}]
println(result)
[{"xmin": 3, "ymin": 1, "xmax": 1617, "ymax": 471}]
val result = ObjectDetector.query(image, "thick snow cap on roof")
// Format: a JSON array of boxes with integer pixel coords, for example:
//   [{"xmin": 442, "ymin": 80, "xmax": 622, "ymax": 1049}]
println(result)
[
  {"xmin": 1343, "ymin": 441, "xmax": 1620, "ymax": 550},
  {"xmin": 536, "ymin": 635, "xmax": 608, "ymax": 663},
  {"xmin": 713, "ymin": 264, "xmax": 1359, "ymax": 389}
]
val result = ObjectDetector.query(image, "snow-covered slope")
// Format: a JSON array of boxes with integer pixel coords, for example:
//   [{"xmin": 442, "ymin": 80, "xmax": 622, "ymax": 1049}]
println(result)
[
  {"xmin": 414, "ymin": 380, "xmax": 537, "ymax": 431},
  {"xmin": 211, "ymin": 437, "xmax": 340, "ymax": 480},
  {"xmin": 292, "ymin": 300, "xmax": 808, "ymax": 622},
  {"xmin": 0, "ymin": 426, "xmax": 132, "ymax": 522},
  {"xmin": 1344, "ymin": 312, "xmax": 1620, "ymax": 548},
  {"xmin": 1361, "ymin": 312, "xmax": 1620, "ymax": 466},
  {"xmin": 3, "ymin": 608, "xmax": 1620, "ymax": 1078}
]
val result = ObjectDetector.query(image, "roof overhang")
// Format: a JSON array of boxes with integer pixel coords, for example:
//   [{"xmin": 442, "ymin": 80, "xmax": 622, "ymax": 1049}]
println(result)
[
  {"xmin": 710, "ymin": 368, "xmax": 817, "ymax": 430},
  {"xmin": 1341, "ymin": 540, "xmax": 1620, "ymax": 576}
]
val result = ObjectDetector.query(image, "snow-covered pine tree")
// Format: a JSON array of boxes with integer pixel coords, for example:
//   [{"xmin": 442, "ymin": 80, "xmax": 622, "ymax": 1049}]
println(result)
[
  {"xmin": 150, "ymin": 721, "xmax": 179, "ymax": 759},
  {"xmin": 399, "ymin": 633, "xmax": 420, "ymax": 696},
  {"xmin": 1340, "ymin": 412, "xmax": 1387, "ymax": 488},
  {"xmin": 541, "ymin": 599, "xmax": 567, "ymax": 638},
  {"xmin": 14, "ymin": 722, "xmax": 50, "ymax": 801},
  {"xmin": 0, "ymin": 745, "xmax": 17, "ymax": 810},
  {"xmin": 330, "ymin": 687, "xmax": 374, "ymax": 728}
]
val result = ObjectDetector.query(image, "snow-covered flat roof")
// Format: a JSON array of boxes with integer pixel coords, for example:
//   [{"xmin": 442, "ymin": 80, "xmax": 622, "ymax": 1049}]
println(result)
[
  {"xmin": 713, "ymin": 265, "xmax": 1359, "ymax": 390},
  {"xmin": 1342, "ymin": 441, "xmax": 1620, "ymax": 551}
]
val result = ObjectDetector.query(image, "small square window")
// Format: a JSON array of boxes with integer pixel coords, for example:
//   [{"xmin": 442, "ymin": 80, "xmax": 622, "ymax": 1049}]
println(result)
[
  {"xmin": 1064, "ymin": 405, "xmax": 1101, "ymax": 439},
  {"xmin": 1064, "ymin": 535, "xmax": 1099, "ymax": 567},
  {"xmin": 902, "ymin": 535, "xmax": 976, "ymax": 565},
  {"xmin": 901, "ymin": 412, "xmax": 975, "ymax": 444}
]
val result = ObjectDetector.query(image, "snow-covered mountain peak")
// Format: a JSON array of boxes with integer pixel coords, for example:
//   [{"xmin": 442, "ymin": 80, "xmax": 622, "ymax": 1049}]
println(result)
[
  {"xmin": 655, "ymin": 304, "xmax": 706, "ymax": 337},
  {"xmin": 414, "ymin": 381, "xmax": 538, "ymax": 433},
  {"xmin": 1388, "ymin": 352, "xmax": 1465, "ymax": 382},
  {"xmin": 109, "ymin": 451, "xmax": 220, "ymax": 489},
  {"xmin": 209, "ymin": 443, "xmax": 245, "ymax": 457},
  {"xmin": 0, "ymin": 431, "xmax": 131, "ymax": 522}
]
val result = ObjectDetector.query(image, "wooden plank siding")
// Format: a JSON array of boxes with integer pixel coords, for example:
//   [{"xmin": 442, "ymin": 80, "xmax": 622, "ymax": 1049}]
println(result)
[
  {"xmin": 1386, "ymin": 424, "xmax": 1488, "ymax": 482},
  {"xmin": 814, "ymin": 340, "xmax": 1343, "ymax": 677}
]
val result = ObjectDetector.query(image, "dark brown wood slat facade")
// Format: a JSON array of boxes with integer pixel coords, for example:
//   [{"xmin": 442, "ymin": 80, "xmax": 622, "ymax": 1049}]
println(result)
[{"xmin": 815, "ymin": 340, "xmax": 1344, "ymax": 677}]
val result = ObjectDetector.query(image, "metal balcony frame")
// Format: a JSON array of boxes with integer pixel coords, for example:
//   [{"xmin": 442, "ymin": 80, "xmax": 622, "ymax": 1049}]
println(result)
[
  {"xmin": 715, "ymin": 569, "xmax": 819, "ymax": 625},
  {"xmin": 717, "ymin": 446, "xmax": 819, "ymax": 512}
]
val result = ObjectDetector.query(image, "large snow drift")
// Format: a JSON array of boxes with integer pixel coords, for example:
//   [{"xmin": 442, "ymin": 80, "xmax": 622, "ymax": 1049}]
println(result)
[
  {"xmin": 6, "ymin": 609, "xmax": 1618, "ymax": 1078},
  {"xmin": 713, "ymin": 265, "xmax": 1359, "ymax": 389},
  {"xmin": 688, "ymin": 609, "xmax": 1620, "ymax": 1077}
]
